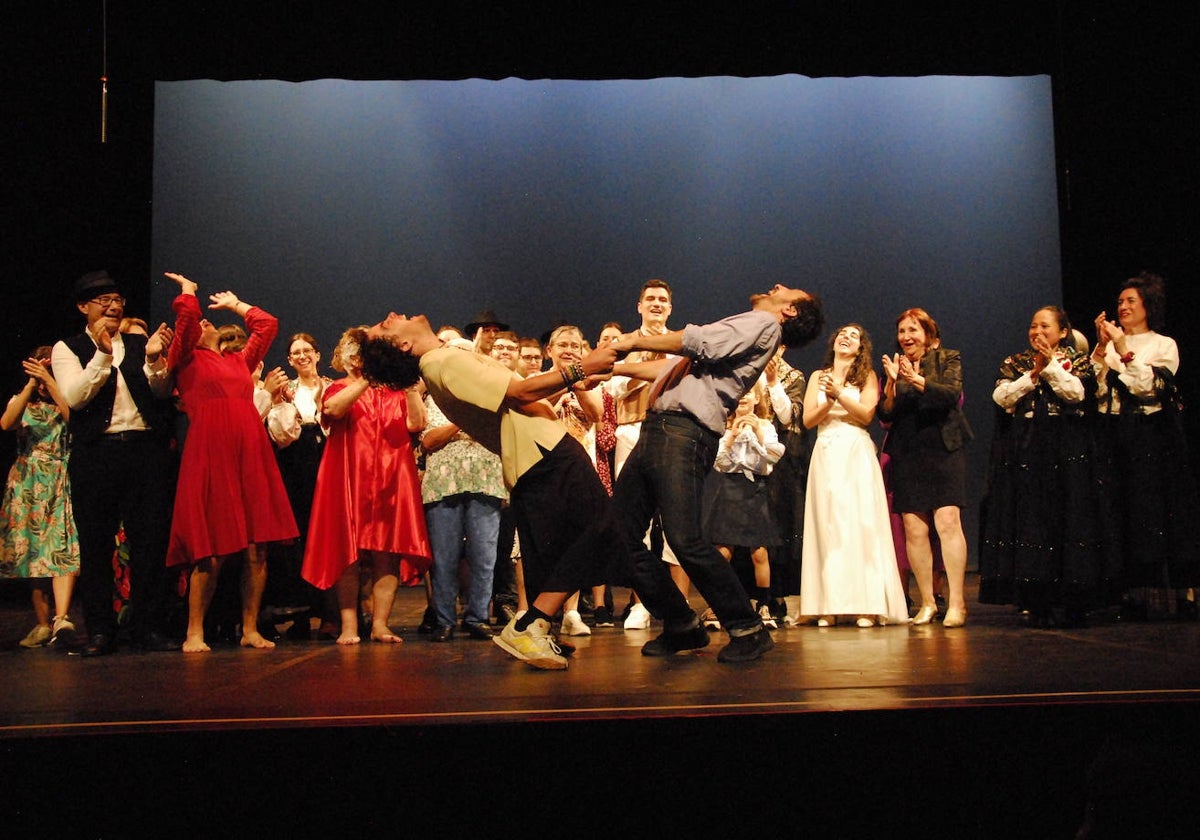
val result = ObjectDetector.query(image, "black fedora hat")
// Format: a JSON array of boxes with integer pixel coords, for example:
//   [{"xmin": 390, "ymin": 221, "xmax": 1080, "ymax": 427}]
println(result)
[
  {"xmin": 463, "ymin": 309, "xmax": 510, "ymax": 335},
  {"xmin": 73, "ymin": 270, "xmax": 121, "ymax": 303}
]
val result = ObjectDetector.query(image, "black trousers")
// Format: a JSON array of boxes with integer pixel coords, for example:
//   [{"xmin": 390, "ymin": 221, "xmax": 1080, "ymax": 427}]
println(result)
[{"xmin": 68, "ymin": 433, "xmax": 176, "ymax": 640}]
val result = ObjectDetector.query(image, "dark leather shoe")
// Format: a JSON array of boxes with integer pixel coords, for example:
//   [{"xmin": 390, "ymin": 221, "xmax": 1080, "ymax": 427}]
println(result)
[
  {"xmin": 76, "ymin": 633, "xmax": 116, "ymax": 657},
  {"xmin": 462, "ymin": 622, "xmax": 494, "ymax": 640},
  {"xmin": 139, "ymin": 630, "xmax": 182, "ymax": 652},
  {"xmin": 717, "ymin": 626, "xmax": 774, "ymax": 663},
  {"xmin": 642, "ymin": 623, "xmax": 709, "ymax": 657},
  {"xmin": 418, "ymin": 606, "xmax": 438, "ymax": 634},
  {"xmin": 430, "ymin": 624, "xmax": 454, "ymax": 642}
]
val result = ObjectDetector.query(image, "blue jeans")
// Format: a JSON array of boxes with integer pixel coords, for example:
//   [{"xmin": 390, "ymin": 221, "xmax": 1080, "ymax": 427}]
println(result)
[
  {"xmin": 426, "ymin": 494, "xmax": 501, "ymax": 628},
  {"xmin": 614, "ymin": 412, "xmax": 760, "ymax": 635}
]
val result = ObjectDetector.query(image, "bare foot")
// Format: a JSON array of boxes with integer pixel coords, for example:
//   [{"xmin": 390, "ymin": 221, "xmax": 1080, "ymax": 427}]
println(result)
[
  {"xmin": 337, "ymin": 634, "xmax": 361, "ymax": 645},
  {"xmin": 371, "ymin": 625, "xmax": 403, "ymax": 644},
  {"xmin": 182, "ymin": 635, "xmax": 211, "ymax": 653},
  {"xmin": 240, "ymin": 631, "xmax": 276, "ymax": 649}
]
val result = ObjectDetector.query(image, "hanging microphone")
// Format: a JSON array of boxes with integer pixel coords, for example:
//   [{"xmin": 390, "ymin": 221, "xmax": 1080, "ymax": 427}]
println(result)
[{"xmin": 101, "ymin": 75, "xmax": 108, "ymax": 143}]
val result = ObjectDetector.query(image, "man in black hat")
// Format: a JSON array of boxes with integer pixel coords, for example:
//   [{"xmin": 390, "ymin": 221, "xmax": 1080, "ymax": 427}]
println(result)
[
  {"xmin": 462, "ymin": 309, "xmax": 509, "ymax": 356},
  {"xmin": 50, "ymin": 270, "xmax": 181, "ymax": 655}
]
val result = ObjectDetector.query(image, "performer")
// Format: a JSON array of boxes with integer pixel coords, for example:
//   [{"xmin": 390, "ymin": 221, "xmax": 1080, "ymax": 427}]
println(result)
[
  {"xmin": 51, "ymin": 270, "xmax": 179, "ymax": 656},
  {"xmin": 163, "ymin": 272, "xmax": 298, "ymax": 652},
  {"xmin": 609, "ymin": 284, "xmax": 823, "ymax": 663},
  {"xmin": 360, "ymin": 313, "xmax": 619, "ymax": 670}
]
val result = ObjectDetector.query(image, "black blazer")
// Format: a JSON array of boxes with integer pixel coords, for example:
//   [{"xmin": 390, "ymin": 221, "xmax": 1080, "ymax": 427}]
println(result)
[{"xmin": 879, "ymin": 347, "xmax": 973, "ymax": 453}]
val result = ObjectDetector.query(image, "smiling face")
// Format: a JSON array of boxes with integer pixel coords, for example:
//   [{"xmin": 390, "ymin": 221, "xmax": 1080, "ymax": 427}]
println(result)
[
  {"xmin": 896, "ymin": 316, "xmax": 929, "ymax": 360},
  {"xmin": 1116, "ymin": 287, "xmax": 1148, "ymax": 333},
  {"xmin": 749, "ymin": 284, "xmax": 811, "ymax": 318},
  {"xmin": 288, "ymin": 337, "xmax": 319, "ymax": 374},
  {"xmin": 366, "ymin": 312, "xmax": 432, "ymax": 349},
  {"xmin": 637, "ymin": 285, "xmax": 672, "ymax": 331},
  {"xmin": 489, "ymin": 335, "xmax": 519, "ymax": 371},
  {"xmin": 833, "ymin": 325, "xmax": 862, "ymax": 358},
  {"xmin": 547, "ymin": 327, "xmax": 585, "ymax": 370},
  {"xmin": 1028, "ymin": 308, "xmax": 1067, "ymax": 351},
  {"xmin": 77, "ymin": 293, "xmax": 126, "ymax": 335}
]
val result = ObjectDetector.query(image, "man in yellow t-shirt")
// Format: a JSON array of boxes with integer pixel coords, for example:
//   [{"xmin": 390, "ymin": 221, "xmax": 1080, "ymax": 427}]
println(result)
[{"xmin": 363, "ymin": 312, "xmax": 619, "ymax": 670}]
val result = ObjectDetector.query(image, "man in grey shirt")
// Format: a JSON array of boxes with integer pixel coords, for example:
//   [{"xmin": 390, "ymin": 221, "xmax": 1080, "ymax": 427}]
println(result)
[{"xmin": 611, "ymin": 284, "xmax": 823, "ymax": 662}]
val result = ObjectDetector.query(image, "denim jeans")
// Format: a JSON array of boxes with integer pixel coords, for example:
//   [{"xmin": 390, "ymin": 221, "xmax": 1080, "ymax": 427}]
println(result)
[
  {"xmin": 614, "ymin": 412, "xmax": 760, "ymax": 635},
  {"xmin": 426, "ymin": 493, "xmax": 501, "ymax": 628}
]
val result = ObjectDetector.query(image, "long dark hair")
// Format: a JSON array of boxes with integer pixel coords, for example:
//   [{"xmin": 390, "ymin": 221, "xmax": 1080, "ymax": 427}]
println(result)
[{"xmin": 821, "ymin": 324, "xmax": 874, "ymax": 388}]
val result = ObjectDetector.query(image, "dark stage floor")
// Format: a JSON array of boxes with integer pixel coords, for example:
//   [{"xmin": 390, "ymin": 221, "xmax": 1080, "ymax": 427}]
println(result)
[{"xmin": 3, "ymin": 578, "xmax": 1199, "ymax": 837}]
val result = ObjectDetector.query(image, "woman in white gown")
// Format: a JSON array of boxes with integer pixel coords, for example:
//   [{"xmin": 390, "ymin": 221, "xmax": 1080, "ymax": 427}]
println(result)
[{"xmin": 800, "ymin": 324, "xmax": 908, "ymax": 626}]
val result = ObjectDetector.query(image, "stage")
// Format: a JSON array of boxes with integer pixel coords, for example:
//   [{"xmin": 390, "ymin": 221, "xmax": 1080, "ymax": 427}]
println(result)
[{"xmin": 3, "ymin": 580, "xmax": 1199, "ymax": 836}]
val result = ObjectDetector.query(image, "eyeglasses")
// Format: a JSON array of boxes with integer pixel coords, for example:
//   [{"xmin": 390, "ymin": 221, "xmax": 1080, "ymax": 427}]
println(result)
[
  {"xmin": 288, "ymin": 349, "xmax": 315, "ymax": 358},
  {"xmin": 491, "ymin": 343, "xmax": 519, "ymax": 352},
  {"xmin": 89, "ymin": 295, "xmax": 125, "ymax": 307},
  {"xmin": 552, "ymin": 341, "xmax": 583, "ymax": 352},
  {"xmin": 519, "ymin": 353, "xmax": 543, "ymax": 362}
]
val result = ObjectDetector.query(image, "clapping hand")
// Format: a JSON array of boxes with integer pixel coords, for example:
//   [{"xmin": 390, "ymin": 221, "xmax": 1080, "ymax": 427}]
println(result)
[
  {"xmin": 21, "ymin": 357, "xmax": 52, "ymax": 388},
  {"xmin": 145, "ymin": 323, "xmax": 174, "ymax": 360},
  {"xmin": 263, "ymin": 366, "xmax": 291, "ymax": 401}
]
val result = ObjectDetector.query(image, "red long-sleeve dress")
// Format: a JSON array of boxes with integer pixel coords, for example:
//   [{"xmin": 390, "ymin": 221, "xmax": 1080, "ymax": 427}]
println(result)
[{"xmin": 166, "ymin": 294, "xmax": 298, "ymax": 566}]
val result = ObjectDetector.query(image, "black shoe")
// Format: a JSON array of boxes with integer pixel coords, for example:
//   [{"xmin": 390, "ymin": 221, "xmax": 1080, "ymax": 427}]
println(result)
[
  {"xmin": 554, "ymin": 636, "xmax": 576, "ymax": 657},
  {"xmin": 493, "ymin": 603, "xmax": 517, "ymax": 626},
  {"xmin": 641, "ymin": 622, "xmax": 710, "ymax": 657},
  {"xmin": 430, "ymin": 624, "xmax": 454, "ymax": 642},
  {"xmin": 139, "ymin": 630, "xmax": 183, "ymax": 652},
  {"xmin": 717, "ymin": 627, "xmax": 774, "ymax": 662},
  {"xmin": 75, "ymin": 633, "xmax": 117, "ymax": 657},
  {"xmin": 462, "ymin": 622, "xmax": 494, "ymax": 640},
  {"xmin": 593, "ymin": 606, "xmax": 615, "ymax": 627},
  {"xmin": 418, "ymin": 606, "xmax": 438, "ymax": 634}
]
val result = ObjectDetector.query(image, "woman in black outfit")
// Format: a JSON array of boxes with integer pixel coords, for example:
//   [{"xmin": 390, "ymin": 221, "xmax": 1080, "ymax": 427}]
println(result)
[{"xmin": 879, "ymin": 308, "xmax": 972, "ymax": 627}]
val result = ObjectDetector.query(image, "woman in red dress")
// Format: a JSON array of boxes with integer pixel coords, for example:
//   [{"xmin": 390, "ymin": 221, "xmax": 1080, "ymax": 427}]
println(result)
[
  {"xmin": 301, "ymin": 326, "xmax": 432, "ymax": 644},
  {"xmin": 164, "ymin": 272, "xmax": 298, "ymax": 652}
]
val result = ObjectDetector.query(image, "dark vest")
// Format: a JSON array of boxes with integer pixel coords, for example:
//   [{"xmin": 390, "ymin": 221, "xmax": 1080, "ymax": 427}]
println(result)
[{"xmin": 60, "ymin": 332, "xmax": 173, "ymax": 445}]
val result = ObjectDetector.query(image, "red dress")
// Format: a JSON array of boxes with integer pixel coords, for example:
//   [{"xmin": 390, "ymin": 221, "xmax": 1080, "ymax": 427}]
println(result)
[
  {"xmin": 166, "ymin": 294, "xmax": 298, "ymax": 566},
  {"xmin": 300, "ymin": 382, "xmax": 432, "ymax": 589}
]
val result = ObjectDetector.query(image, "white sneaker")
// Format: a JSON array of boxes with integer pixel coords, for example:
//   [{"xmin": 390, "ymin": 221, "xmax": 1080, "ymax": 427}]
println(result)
[
  {"xmin": 757, "ymin": 603, "xmax": 778, "ymax": 630},
  {"xmin": 623, "ymin": 602, "xmax": 651, "ymax": 630},
  {"xmin": 699, "ymin": 607, "xmax": 721, "ymax": 630},
  {"xmin": 562, "ymin": 609, "xmax": 592, "ymax": 636},
  {"xmin": 782, "ymin": 612, "xmax": 801, "ymax": 627},
  {"xmin": 493, "ymin": 617, "xmax": 568, "ymax": 670}
]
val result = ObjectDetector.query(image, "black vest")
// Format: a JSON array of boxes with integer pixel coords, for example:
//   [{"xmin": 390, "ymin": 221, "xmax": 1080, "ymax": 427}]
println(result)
[{"xmin": 60, "ymin": 332, "xmax": 173, "ymax": 445}]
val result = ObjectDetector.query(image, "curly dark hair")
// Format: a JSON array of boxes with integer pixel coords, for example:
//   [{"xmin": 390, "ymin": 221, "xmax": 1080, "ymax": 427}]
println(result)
[
  {"xmin": 360, "ymin": 337, "xmax": 422, "ymax": 390},
  {"xmin": 1121, "ymin": 271, "xmax": 1167, "ymax": 332},
  {"xmin": 820, "ymin": 324, "xmax": 875, "ymax": 389},
  {"xmin": 779, "ymin": 292, "xmax": 824, "ymax": 349}
]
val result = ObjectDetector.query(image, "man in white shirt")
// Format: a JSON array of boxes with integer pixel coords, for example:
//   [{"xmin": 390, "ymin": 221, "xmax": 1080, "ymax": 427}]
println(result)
[{"xmin": 51, "ymin": 271, "xmax": 180, "ymax": 656}]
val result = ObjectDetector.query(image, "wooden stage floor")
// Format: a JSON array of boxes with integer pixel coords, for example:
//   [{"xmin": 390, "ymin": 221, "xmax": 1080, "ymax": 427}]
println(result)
[{"xmin": 3, "ymin": 578, "xmax": 1199, "ymax": 836}]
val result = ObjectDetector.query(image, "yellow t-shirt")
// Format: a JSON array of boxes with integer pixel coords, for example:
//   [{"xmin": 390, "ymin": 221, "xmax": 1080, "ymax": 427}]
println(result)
[{"xmin": 419, "ymin": 346, "xmax": 566, "ymax": 489}]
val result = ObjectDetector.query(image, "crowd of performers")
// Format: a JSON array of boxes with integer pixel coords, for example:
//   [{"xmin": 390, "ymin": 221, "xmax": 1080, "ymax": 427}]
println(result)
[{"xmin": 2, "ymin": 269, "xmax": 1197, "ymax": 668}]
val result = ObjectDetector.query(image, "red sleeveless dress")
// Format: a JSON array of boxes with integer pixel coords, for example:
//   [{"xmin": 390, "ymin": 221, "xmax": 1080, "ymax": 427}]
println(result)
[{"xmin": 301, "ymin": 381, "xmax": 432, "ymax": 589}]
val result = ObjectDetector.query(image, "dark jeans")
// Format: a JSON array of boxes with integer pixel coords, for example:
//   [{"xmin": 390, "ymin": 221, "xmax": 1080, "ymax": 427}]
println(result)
[{"xmin": 614, "ymin": 412, "xmax": 759, "ymax": 635}]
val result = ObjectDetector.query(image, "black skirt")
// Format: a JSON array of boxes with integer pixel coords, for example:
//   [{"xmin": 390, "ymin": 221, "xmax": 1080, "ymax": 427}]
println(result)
[{"xmin": 701, "ymin": 470, "xmax": 782, "ymax": 549}]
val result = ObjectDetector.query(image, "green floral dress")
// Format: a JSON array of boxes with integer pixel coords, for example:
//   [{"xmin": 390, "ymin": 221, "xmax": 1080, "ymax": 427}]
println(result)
[{"xmin": 1, "ymin": 401, "xmax": 80, "ymax": 578}]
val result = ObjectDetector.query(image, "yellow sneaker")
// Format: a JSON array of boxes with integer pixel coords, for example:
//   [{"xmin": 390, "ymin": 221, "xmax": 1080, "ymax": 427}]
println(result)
[{"xmin": 493, "ymin": 617, "xmax": 568, "ymax": 670}]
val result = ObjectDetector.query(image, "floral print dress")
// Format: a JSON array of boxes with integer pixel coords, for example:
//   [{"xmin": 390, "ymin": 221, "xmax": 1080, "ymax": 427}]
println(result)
[{"xmin": 1, "ymin": 401, "xmax": 80, "ymax": 578}]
